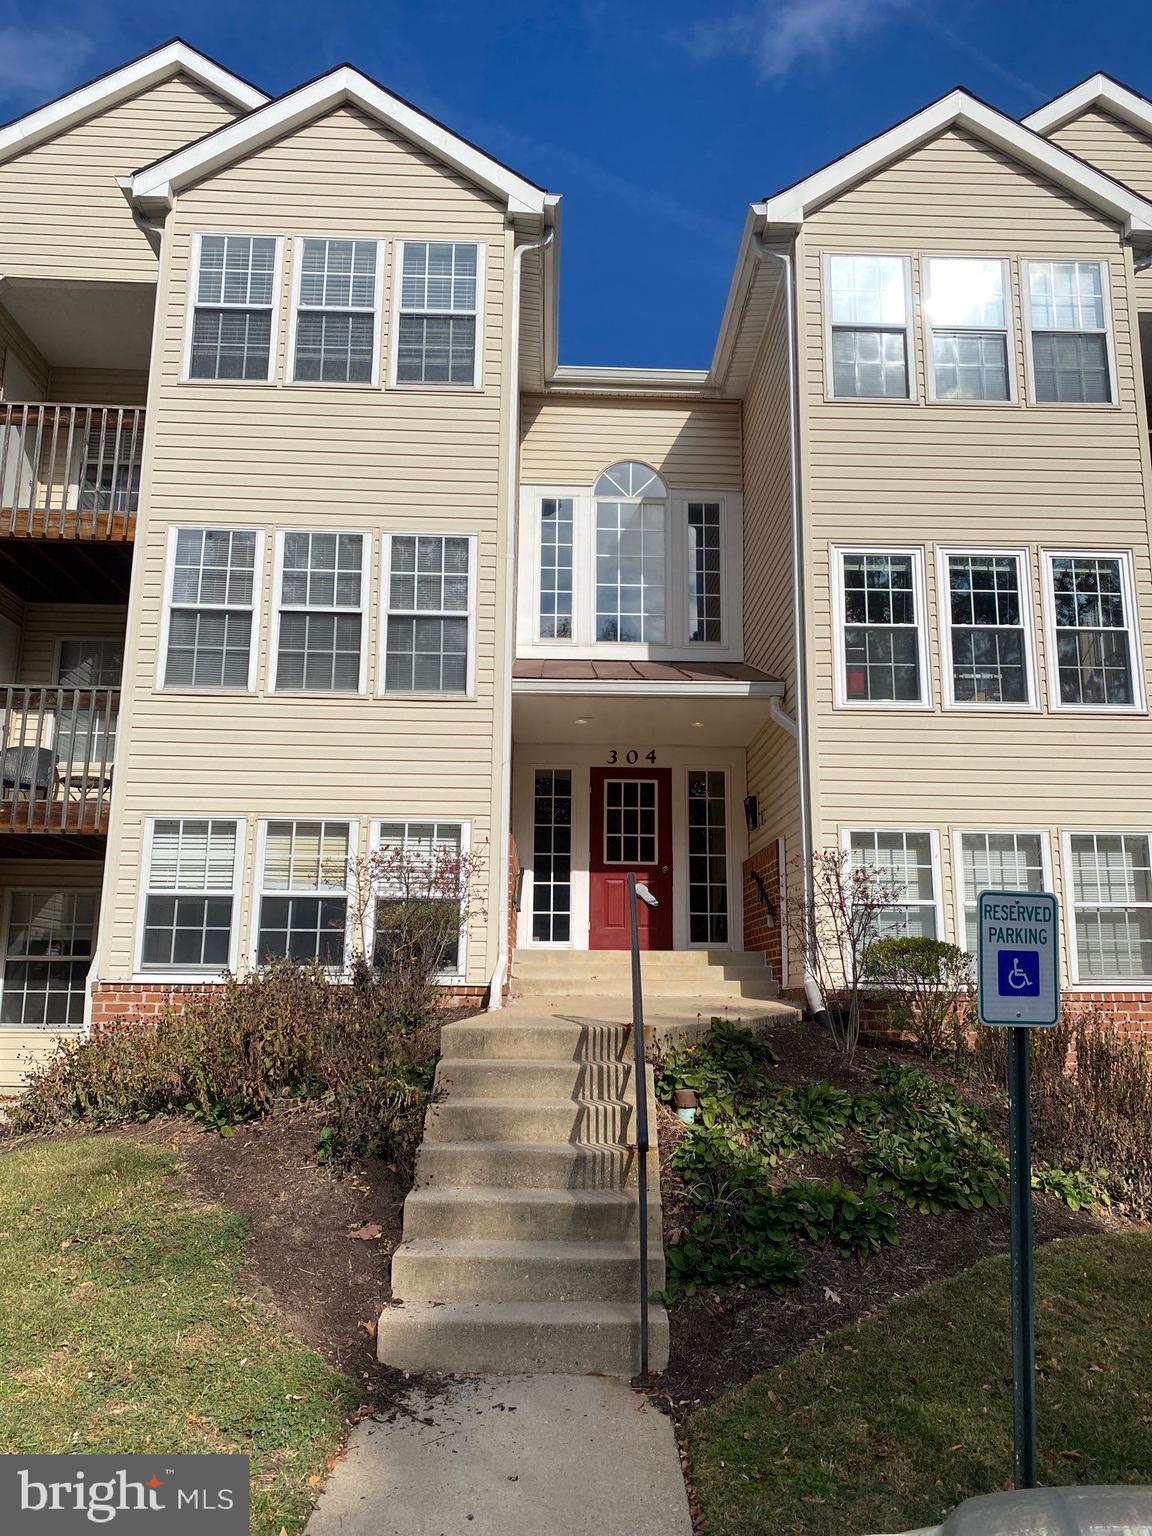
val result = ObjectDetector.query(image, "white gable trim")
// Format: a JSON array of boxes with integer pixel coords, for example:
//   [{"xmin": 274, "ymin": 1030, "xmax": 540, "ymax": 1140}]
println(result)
[
  {"xmin": 1023, "ymin": 74, "xmax": 1152, "ymax": 139},
  {"xmin": 130, "ymin": 65, "xmax": 550, "ymax": 216},
  {"xmin": 0, "ymin": 40, "xmax": 267, "ymax": 166},
  {"xmin": 756, "ymin": 89, "xmax": 1152, "ymax": 237}
]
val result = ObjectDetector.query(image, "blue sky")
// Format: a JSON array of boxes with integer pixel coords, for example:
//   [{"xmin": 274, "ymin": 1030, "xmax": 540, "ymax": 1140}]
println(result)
[{"xmin": 3, "ymin": 2, "xmax": 1152, "ymax": 368}]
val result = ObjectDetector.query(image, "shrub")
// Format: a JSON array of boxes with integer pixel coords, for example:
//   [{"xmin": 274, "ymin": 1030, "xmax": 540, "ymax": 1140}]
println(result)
[{"xmin": 864, "ymin": 935, "xmax": 973, "ymax": 1056}]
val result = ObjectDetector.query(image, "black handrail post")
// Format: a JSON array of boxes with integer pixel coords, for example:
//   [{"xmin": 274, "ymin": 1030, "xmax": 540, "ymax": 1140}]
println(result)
[{"xmin": 627, "ymin": 871, "xmax": 650, "ymax": 1378}]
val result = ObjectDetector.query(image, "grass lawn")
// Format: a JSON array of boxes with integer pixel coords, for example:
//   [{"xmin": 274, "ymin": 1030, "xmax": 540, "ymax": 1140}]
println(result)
[
  {"xmin": 688, "ymin": 1232, "xmax": 1152, "ymax": 1536},
  {"xmin": 0, "ymin": 1136, "xmax": 360, "ymax": 1535}
]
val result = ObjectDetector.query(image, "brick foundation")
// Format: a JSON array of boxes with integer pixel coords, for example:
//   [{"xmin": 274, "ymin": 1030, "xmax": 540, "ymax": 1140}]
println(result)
[
  {"xmin": 743, "ymin": 840, "xmax": 783, "ymax": 982},
  {"xmin": 89, "ymin": 977, "xmax": 491, "ymax": 1024},
  {"xmin": 507, "ymin": 833, "xmax": 521, "ymax": 999}
]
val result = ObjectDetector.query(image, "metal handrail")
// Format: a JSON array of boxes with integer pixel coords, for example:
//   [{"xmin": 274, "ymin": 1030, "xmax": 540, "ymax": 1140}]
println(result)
[
  {"xmin": 0, "ymin": 404, "xmax": 143, "ymax": 539},
  {"xmin": 627, "ymin": 870, "xmax": 657, "ymax": 1377}
]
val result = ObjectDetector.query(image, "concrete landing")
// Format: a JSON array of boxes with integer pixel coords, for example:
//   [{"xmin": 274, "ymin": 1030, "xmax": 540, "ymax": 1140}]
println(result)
[
  {"xmin": 506, "ymin": 990, "xmax": 800, "ymax": 1049},
  {"xmin": 304, "ymin": 1374, "xmax": 692, "ymax": 1536}
]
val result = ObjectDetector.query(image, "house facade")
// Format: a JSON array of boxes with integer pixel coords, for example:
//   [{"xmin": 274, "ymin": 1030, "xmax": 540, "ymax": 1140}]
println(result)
[{"xmin": 3, "ymin": 46, "xmax": 1152, "ymax": 1084}]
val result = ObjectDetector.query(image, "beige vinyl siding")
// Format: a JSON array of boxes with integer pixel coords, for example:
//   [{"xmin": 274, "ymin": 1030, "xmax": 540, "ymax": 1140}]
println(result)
[
  {"xmin": 797, "ymin": 125, "xmax": 1152, "ymax": 982},
  {"xmin": 519, "ymin": 396, "xmax": 743, "ymax": 489},
  {"xmin": 17, "ymin": 605, "xmax": 127, "ymax": 682},
  {"xmin": 98, "ymin": 105, "xmax": 513, "ymax": 988},
  {"xmin": 1048, "ymin": 107, "xmax": 1152, "ymax": 203},
  {"xmin": 48, "ymin": 369, "xmax": 149, "ymax": 405},
  {"xmin": 0, "ymin": 858, "xmax": 103, "ymax": 1090},
  {"xmin": 0, "ymin": 307, "xmax": 49, "ymax": 399},
  {"xmin": 0, "ymin": 75, "xmax": 240, "ymax": 285}
]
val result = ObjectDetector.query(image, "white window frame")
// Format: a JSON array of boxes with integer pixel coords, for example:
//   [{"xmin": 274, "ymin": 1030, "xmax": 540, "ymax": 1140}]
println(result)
[
  {"xmin": 250, "ymin": 817, "xmax": 355, "ymax": 973},
  {"xmin": 951, "ymin": 827, "xmax": 1052, "ymax": 957},
  {"xmin": 1040, "ymin": 548, "xmax": 1145, "ymax": 713},
  {"xmin": 0, "ymin": 886, "xmax": 99, "ymax": 1029},
  {"xmin": 822, "ymin": 252, "xmax": 917, "ymax": 403},
  {"xmin": 270, "ymin": 529, "xmax": 370, "ymax": 696},
  {"xmin": 1021, "ymin": 258, "xmax": 1117, "ymax": 408},
  {"xmin": 936, "ymin": 546, "xmax": 1038, "ymax": 711},
  {"xmin": 378, "ymin": 531, "xmax": 478, "ymax": 697},
  {"xmin": 285, "ymin": 235, "xmax": 385, "ymax": 388},
  {"xmin": 388, "ymin": 238, "xmax": 486, "ymax": 391},
  {"xmin": 52, "ymin": 635, "xmax": 126, "ymax": 688},
  {"xmin": 133, "ymin": 815, "xmax": 244, "ymax": 981},
  {"xmin": 156, "ymin": 525, "xmax": 264, "ymax": 693},
  {"xmin": 1062, "ymin": 828, "xmax": 1152, "ymax": 986},
  {"xmin": 841, "ymin": 826, "xmax": 945, "ymax": 942},
  {"xmin": 181, "ymin": 231, "xmax": 284, "ymax": 386},
  {"xmin": 369, "ymin": 817, "xmax": 471, "ymax": 982},
  {"xmin": 923, "ymin": 255, "xmax": 1017, "ymax": 405},
  {"xmin": 831, "ymin": 545, "xmax": 932, "ymax": 710}
]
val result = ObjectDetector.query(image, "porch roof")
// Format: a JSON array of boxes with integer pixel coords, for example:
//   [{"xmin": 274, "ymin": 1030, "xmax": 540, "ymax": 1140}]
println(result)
[{"xmin": 511, "ymin": 659, "xmax": 784, "ymax": 693}]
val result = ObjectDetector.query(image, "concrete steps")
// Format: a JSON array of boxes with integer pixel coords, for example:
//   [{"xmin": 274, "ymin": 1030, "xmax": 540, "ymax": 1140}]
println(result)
[
  {"xmin": 378, "ymin": 1002, "xmax": 666, "ymax": 1378},
  {"xmin": 512, "ymin": 947, "xmax": 781, "ymax": 1001}
]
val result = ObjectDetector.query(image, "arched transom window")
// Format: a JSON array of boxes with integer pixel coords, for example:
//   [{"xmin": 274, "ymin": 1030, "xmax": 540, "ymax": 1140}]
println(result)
[
  {"xmin": 593, "ymin": 462, "xmax": 668, "ymax": 643},
  {"xmin": 594, "ymin": 462, "xmax": 667, "ymax": 501}
]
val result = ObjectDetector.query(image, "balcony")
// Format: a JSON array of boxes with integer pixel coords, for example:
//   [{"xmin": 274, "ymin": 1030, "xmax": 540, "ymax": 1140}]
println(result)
[
  {"xmin": 0, "ymin": 686, "xmax": 118, "ymax": 836},
  {"xmin": 0, "ymin": 404, "xmax": 142, "ymax": 541}
]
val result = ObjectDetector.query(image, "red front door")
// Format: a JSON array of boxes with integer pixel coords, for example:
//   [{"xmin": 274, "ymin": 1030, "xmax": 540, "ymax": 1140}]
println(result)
[{"xmin": 589, "ymin": 767, "xmax": 674, "ymax": 949}]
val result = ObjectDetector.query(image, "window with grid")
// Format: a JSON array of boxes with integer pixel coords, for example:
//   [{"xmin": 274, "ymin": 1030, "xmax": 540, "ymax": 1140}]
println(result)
[
  {"xmin": 374, "ymin": 820, "xmax": 464, "ymax": 975},
  {"xmin": 1048, "ymin": 554, "xmax": 1135, "ymax": 707},
  {"xmin": 291, "ymin": 238, "xmax": 378, "ymax": 383},
  {"xmin": 688, "ymin": 502, "xmax": 723, "ymax": 643},
  {"xmin": 1025, "ymin": 260, "xmax": 1112, "ymax": 403},
  {"xmin": 80, "ymin": 415, "xmax": 144, "ymax": 511},
  {"xmin": 688, "ymin": 770, "xmax": 728, "ymax": 944},
  {"xmin": 826, "ymin": 255, "xmax": 911, "ymax": 399},
  {"xmin": 595, "ymin": 502, "xmax": 665, "ymax": 643},
  {"xmin": 383, "ymin": 534, "xmax": 471, "ymax": 693},
  {"xmin": 257, "ymin": 820, "xmax": 350, "ymax": 966},
  {"xmin": 538, "ymin": 498, "xmax": 574, "ymax": 640},
  {"xmin": 141, "ymin": 819, "xmax": 238, "ymax": 971},
  {"xmin": 945, "ymin": 553, "xmax": 1030, "ymax": 705},
  {"xmin": 396, "ymin": 241, "xmax": 480, "ymax": 385},
  {"xmin": 848, "ymin": 830, "xmax": 938, "ymax": 938},
  {"xmin": 188, "ymin": 234, "xmax": 278, "ymax": 381},
  {"xmin": 925, "ymin": 258, "xmax": 1010, "ymax": 401},
  {"xmin": 531, "ymin": 770, "xmax": 572, "ymax": 943},
  {"xmin": 164, "ymin": 528, "xmax": 257, "ymax": 689},
  {"xmin": 275, "ymin": 532, "xmax": 364, "ymax": 692},
  {"xmin": 839, "ymin": 551, "xmax": 923, "ymax": 703},
  {"xmin": 1069, "ymin": 832, "xmax": 1152, "ymax": 980},
  {"xmin": 0, "ymin": 891, "xmax": 95, "ymax": 1027},
  {"xmin": 959, "ymin": 831, "xmax": 1046, "ymax": 953},
  {"xmin": 56, "ymin": 638, "xmax": 124, "ymax": 688},
  {"xmin": 604, "ymin": 779, "xmax": 659, "ymax": 864}
]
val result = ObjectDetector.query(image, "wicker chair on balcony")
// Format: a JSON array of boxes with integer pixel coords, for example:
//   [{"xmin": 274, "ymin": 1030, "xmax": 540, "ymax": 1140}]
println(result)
[{"xmin": 1, "ymin": 746, "xmax": 59, "ymax": 803}]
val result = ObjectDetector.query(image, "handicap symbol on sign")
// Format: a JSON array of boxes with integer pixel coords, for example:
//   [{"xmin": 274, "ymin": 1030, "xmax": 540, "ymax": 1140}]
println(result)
[{"xmin": 998, "ymin": 949, "xmax": 1040, "ymax": 998}]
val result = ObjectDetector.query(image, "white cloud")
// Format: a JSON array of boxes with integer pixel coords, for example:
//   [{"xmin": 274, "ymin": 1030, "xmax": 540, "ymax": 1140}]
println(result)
[
  {"xmin": 0, "ymin": 26, "xmax": 97, "ymax": 112},
  {"xmin": 682, "ymin": 0, "xmax": 913, "ymax": 80}
]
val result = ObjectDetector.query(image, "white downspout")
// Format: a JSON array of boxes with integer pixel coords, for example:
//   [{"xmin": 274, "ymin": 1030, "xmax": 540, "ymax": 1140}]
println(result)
[{"xmin": 487, "ymin": 224, "xmax": 554, "ymax": 1010}]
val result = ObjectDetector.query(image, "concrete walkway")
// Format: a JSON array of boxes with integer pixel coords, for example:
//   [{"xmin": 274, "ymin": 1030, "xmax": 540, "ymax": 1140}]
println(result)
[{"xmin": 305, "ymin": 1374, "xmax": 692, "ymax": 1536}]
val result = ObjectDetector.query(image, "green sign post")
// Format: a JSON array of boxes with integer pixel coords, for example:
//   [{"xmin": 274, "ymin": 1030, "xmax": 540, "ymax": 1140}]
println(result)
[{"xmin": 976, "ymin": 890, "xmax": 1060, "ymax": 1491}]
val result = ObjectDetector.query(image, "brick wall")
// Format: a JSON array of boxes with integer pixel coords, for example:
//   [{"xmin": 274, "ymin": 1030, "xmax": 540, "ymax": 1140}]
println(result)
[
  {"xmin": 507, "ymin": 833, "xmax": 521, "ymax": 998},
  {"xmin": 89, "ymin": 976, "xmax": 491, "ymax": 1025},
  {"xmin": 743, "ymin": 840, "xmax": 782, "ymax": 981}
]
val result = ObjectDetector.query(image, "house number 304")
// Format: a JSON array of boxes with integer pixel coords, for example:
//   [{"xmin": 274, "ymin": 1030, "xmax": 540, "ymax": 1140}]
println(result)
[{"xmin": 606, "ymin": 749, "xmax": 657, "ymax": 765}]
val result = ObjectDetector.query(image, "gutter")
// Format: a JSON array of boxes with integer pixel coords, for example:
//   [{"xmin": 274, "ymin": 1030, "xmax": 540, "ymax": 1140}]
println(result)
[{"xmin": 488, "ymin": 224, "xmax": 555, "ymax": 1010}]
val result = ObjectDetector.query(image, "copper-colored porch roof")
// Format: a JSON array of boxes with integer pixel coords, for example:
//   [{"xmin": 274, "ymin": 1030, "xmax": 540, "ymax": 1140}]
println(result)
[{"xmin": 512, "ymin": 659, "xmax": 782, "ymax": 685}]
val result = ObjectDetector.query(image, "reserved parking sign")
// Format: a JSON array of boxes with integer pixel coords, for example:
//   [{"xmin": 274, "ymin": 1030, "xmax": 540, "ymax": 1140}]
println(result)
[{"xmin": 977, "ymin": 890, "xmax": 1060, "ymax": 1027}]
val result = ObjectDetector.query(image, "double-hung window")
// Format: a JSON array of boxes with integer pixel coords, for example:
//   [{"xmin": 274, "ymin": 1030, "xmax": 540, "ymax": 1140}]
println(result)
[
  {"xmin": 256, "ymin": 820, "xmax": 350, "ymax": 967},
  {"xmin": 56, "ymin": 638, "xmax": 124, "ymax": 688},
  {"xmin": 1067, "ymin": 832, "xmax": 1152, "ymax": 981},
  {"xmin": 835, "ymin": 548, "xmax": 927, "ymax": 705},
  {"xmin": 395, "ymin": 241, "xmax": 481, "ymax": 386},
  {"xmin": 290, "ymin": 238, "xmax": 380, "ymax": 384},
  {"xmin": 139, "ymin": 818, "xmax": 239, "ymax": 972},
  {"xmin": 825, "ymin": 254, "xmax": 912, "ymax": 399},
  {"xmin": 1024, "ymin": 260, "xmax": 1113, "ymax": 404},
  {"xmin": 187, "ymin": 234, "xmax": 280, "ymax": 382},
  {"xmin": 373, "ymin": 819, "xmax": 466, "ymax": 977},
  {"xmin": 1044, "ymin": 552, "xmax": 1138, "ymax": 708},
  {"xmin": 924, "ymin": 258, "xmax": 1012, "ymax": 402},
  {"xmin": 847, "ymin": 829, "xmax": 940, "ymax": 939},
  {"xmin": 163, "ymin": 528, "xmax": 259, "ymax": 690},
  {"xmin": 382, "ymin": 534, "xmax": 473, "ymax": 694},
  {"xmin": 275, "ymin": 531, "xmax": 366, "ymax": 692},
  {"xmin": 941, "ymin": 550, "xmax": 1032, "ymax": 706},
  {"xmin": 957, "ymin": 831, "xmax": 1047, "ymax": 953},
  {"xmin": 1, "ymin": 891, "xmax": 96, "ymax": 1026}
]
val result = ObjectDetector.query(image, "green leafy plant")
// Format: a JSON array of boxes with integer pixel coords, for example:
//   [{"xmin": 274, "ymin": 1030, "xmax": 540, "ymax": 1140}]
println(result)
[
  {"xmin": 864, "ymin": 935, "xmax": 973, "ymax": 1057},
  {"xmin": 1033, "ymin": 1164, "xmax": 1109, "ymax": 1212}
]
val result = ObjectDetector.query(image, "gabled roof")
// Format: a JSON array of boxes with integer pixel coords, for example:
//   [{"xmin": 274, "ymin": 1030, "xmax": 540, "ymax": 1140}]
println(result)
[
  {"xmin": 1023, "ymin": 73, "xmax": 1152, "ymax": 138},
  {"xmin": 0, "ymin": 39, "xmax": 267, "ymax": 166},
  {"xmin": 129, "ymin": 64, "xmax": 553, "ymax": 216},
  {"xmin": 756, "ymin": 87, "xmax": 1152, "ymax": 237}
]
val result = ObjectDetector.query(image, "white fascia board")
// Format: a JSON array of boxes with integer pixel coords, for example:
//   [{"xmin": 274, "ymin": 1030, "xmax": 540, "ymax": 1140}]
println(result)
[
  {"xmin": 131, "ymin": 65, "xmax": 548, "ymax": 214},
  {"xmin": 0, "ymin": 41, "xmax": 266, "ymax": 166},
  {"xmin": 548, "ymin": 363, "xmax": 712, "ymax": 394},
  {"xmin": 756, "ymin": 89, "xmax": 1152, "ymax": 237},
  {"xmin": 1023, "ymin": 74, "xmax": 1152, "ymax": 137},
  {"xmin": 511, "ymin": 678, "xmax": 786, "ymax": 699}
]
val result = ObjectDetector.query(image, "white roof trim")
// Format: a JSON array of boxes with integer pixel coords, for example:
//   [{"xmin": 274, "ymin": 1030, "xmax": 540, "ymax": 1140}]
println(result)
[
  {"xmin": 0, "ymin": 40, "xmax": 266, "ymax": 165},
  {"xmin": 1023, "ymin": 74, "xmax": 1152, "ymax": 138},
  {"xmin": 130, "ymin": 64, "xmax": 548, "ymax": 214},
  {"xmin": 546, "ymin": 363, "xmax": 713, "ymax": 395},
  {"xmin": 756, "ymin": 88, "xmax": 1152, "ymax": 236}
]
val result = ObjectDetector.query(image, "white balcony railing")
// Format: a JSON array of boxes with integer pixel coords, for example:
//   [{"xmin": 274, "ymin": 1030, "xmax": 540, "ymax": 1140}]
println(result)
[
  {"xmin": 0, "ymin": 686, "xmax": 119, "ymax": 833},
  {"xmin": 0, "ymin": 404, "xmax": 142, "ymax": 539}
]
